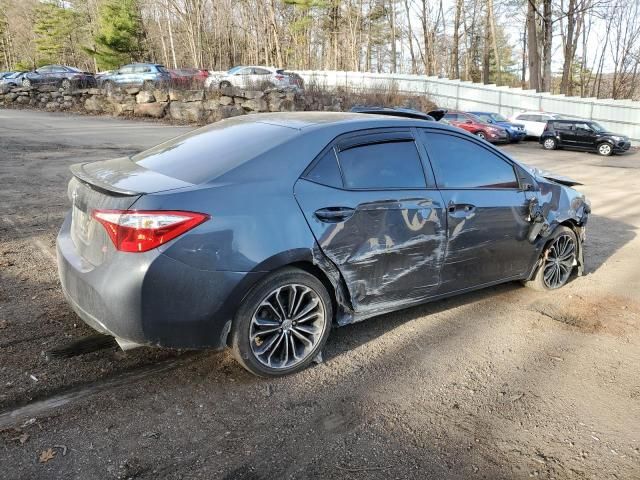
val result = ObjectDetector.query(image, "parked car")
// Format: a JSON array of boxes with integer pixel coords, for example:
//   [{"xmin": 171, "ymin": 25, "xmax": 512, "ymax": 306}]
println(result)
[
  {"xmin": 205, "ymin": 66, "xmax": 295, "ymax": 90},
  {"xmin": 443, "ymin": 111, "xmax": 509, "ymax": 143},
  {"xmin": 509, "ymin": 111, "xmax": 574, "ymax": 137},
  {"xmin": 57, "ymin": 112, "xmax": 589, "ymax": 377},
  {"xmin": 169, "ymin": 68, "xmax": 209, "ymax": 88},
  {"xmin": 21, "ymin": 65, "xmax": 96, "ymax": 89},
  {"xmin": 540, "ymin": 119, "xmax": 631, "ymax": 156},
  {"xmin": 98, "ymin": 63, "xmax": 171, "ymax": 91},
  {"xmin": 468, "ymin": 111, "xmax": 526, "ymax": 142},
  {"xmin": 0, "ymin": 71, "xmax": 26, "ymax": 88}
]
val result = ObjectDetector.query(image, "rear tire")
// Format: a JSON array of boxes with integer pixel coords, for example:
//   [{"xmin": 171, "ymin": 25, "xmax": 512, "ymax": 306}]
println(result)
[
  {"xmin": 475, "ymin": 131, "xmax": 487, "ymax": 140},
  {"xmin": 219, "ymin": 80, "xmax": 232, "ymax": 89},
  {"xmin": 542, "ymin": 137, "xmax": 558, "ymax": 150},
  {"xmin": 102, "ymin": 81, "xmax": 114, "ymax": 94},
  {"xmin": 22, "ymin": 78, "xmax": 31, "ymax": 88},
  {"xmin": 61, "ymin": 79, "xmax": 71, "ymax": 90},
  {"xmin": 524, "ymin": 226, "xmax": 578, "ymax": 291},
  {"xmin": 230, "ymin": 267, "xmax": 333, "ymax": 377},
  {"xmin": 597, "ymin": 142, "xmax": 613, "ymax": 156},
  {"xmin": 143, "ymin": 80, "xmax": 155, "ymax": 91}
]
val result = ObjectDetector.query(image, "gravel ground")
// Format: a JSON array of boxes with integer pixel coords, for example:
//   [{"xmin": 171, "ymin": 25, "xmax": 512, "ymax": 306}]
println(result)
[{"xmin": 0, "ymin": 110, "xmax": 638, "ymax": 479}]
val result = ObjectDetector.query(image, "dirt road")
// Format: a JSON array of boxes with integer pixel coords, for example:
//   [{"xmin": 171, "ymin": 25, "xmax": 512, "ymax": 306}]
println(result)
[{"xmin": 1, "ymin": 110, "xmax": 638, "ymax": 479}]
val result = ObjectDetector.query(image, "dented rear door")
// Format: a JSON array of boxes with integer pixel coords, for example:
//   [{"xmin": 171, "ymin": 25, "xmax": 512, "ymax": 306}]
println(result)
[{"xmin": 294, "ymin": 131, "xmax": 447, "ymax": 313}]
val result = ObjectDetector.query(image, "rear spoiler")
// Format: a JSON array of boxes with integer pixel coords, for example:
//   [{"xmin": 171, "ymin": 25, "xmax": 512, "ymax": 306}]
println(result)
[
  {"xmin": 70, "ymin": 158, "xmax": 193, "ymax": 196},
  {"xmin": 70, "ymin": 163, "xmax": 140, "ymax": 196}
]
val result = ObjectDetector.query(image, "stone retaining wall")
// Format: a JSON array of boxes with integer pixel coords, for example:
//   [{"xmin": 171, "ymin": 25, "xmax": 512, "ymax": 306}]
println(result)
[{"xmin": 0, "ymin": 85, "xmax": 345, "ymax": 124}]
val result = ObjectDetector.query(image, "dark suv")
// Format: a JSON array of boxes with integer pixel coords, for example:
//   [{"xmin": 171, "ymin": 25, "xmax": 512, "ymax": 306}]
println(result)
[{"xmin": 540, "ymin": 119, "xmax": 631, "ymax": 156}]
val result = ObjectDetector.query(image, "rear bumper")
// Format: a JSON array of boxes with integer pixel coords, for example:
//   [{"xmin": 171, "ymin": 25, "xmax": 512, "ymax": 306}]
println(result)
[{"xmin": 57, "ymin": 213, "xmax": 259, "ymax": 349}]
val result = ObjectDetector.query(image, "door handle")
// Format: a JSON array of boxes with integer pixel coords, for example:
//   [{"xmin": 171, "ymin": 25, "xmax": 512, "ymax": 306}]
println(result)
[
  {"xmin": 314, "ymin": 207, "xmax": 355, "ymax": 223},
  {"xmin": 447, "ymin": 202, "xmax": 476, "ymax": 217}
]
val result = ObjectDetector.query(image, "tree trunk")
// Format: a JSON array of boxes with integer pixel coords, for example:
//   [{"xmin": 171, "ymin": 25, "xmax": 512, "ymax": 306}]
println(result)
[{"xmin": 527, "ymin": 0, "xmax": 541, "ymax": 91}]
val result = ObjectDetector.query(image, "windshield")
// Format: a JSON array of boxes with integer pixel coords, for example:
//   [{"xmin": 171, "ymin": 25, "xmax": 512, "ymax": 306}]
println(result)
[
  {"xmin": 475, "ymin": 114, "xmax": 493, "ymax": 123},
  {"xmin": 227, "ymin": 66, "xmax": 243, "ymax": 74},
  {"xmin": 131, "ymin": 118, "xmax": 299, "ymax": 183},
  {"xmin": 491, "ymin": 113, "xmax": 508, "ymax": 122},
  {"xmin": 589, "ymin": 122, "xmax": 606, "ymax": 133}
]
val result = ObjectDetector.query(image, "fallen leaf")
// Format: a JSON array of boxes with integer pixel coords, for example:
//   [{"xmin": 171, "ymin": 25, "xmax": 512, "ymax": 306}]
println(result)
[{"xmin": 39, "ymin": 448, "xmax": 56, "ymax": 463}]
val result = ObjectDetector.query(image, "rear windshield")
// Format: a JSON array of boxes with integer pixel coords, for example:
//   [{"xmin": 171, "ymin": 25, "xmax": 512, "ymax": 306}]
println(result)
[{"xmin": 131, "ymin": 119, "xmax": 298, "ymax": 183}]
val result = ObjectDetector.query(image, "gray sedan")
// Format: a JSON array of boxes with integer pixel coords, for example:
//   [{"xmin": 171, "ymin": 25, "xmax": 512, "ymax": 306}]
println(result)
[{"xmin": 57, "ymin": 112, "xmax": 590, "ymax": 376}]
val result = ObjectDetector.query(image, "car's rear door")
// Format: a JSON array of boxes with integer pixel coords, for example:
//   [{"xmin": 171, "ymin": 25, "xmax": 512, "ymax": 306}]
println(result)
[
  {"xmin": 553, "ymin": 121, "xmax": 576, "ymax": 146},
  {"xmin": 294, "ymin": 129, "xmax": 447, "ymax": 312},
  {"xmin": 418, "ymin": 129, "xmax": 536, "ymax": 293}
]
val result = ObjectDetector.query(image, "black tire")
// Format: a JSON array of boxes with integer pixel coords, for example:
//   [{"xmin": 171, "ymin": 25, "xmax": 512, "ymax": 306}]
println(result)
[
  {"xmin": 475, "ymin": 131, "xmax": 487, "ymax": 140},
  {"xmin": 22, "ymin": 78, "xmax": 31, "ymax": 88},
  {"xmin": 61, "ymin": 79, "xmax": 71, "ymax": 90},
  {"xmin": 542, "ymin": 137, "xmax": 558, "ymax": 150},
  {"xmin": 219, "ymin": 80, "xmax": 232, "ymax": 89},
  {"xmin": 597, "ymin": 142, "xmax": 613, "ymax": 156},
  {"xmin": 230, "ymin": 267, "xmax": 333, "ymax": 377},
  {"xmin": 524, "ymin": 226, "xmax": 578, "ymax": 291},
  {"xmin": 143, "ymin": 80, "xmax": 155, "ymax": 91}
]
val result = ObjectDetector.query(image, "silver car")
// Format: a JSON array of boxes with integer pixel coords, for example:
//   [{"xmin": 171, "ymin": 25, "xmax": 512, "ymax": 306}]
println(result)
[{"xmin": 205, "ymin": 66, "xmax": 295, "ymax": 90}]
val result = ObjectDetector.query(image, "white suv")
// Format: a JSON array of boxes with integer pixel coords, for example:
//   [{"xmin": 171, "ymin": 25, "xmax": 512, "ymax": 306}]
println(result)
[
  {"xmin": 510, "ymin": 111, "xmax": 570, "ymax": 137},
  {"xmin": 205, "ymin": 66, "xmax": 295, "ymax": 90}
]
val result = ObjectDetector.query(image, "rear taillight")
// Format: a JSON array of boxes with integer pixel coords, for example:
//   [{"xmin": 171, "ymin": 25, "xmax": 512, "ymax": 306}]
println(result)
[{"xmin": 92, "ymin": 210, "xmax": 209, "ymax": 253}]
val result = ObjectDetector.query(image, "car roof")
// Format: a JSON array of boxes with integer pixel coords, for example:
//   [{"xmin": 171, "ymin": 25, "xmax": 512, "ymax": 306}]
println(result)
[{"xmin": 228, "ymin": 111, "xmax": 463, "ymax": 135}]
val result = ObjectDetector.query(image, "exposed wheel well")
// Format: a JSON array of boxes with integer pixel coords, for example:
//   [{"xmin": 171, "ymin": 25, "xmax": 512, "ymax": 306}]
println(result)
[{"xmin": 289, "ymin": 261, "xmax": 340, "ymax": 319}]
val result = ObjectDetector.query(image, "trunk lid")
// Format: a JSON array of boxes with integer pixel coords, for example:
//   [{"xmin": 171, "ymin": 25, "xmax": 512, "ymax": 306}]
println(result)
[{"xmin": 68, "ymin": 157, "xmax": 193, "ymax": 266}]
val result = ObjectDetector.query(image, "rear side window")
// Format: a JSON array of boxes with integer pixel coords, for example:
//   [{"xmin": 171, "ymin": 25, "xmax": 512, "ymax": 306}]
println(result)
[
  {"xmin": 304, "ymin": 149, "xmax": 342, "ymax": 188},
  {"xmin": 337, "ymin": 141, "xmax": 426, "ymax": 189},
  {"xmin": 421, "ymin": 132, "xmax": 518, "ymax": 189}
]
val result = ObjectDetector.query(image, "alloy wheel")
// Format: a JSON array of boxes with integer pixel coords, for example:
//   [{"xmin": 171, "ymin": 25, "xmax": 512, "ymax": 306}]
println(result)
[
  {"xmin": 22, "ymin": 78, "xmax": 31, "ymax": 88},
  {"xmin": 543, "ymin": 138, "xmax": 556, "ymax": 149},
  {"xmin": 542, "ymin": 233, "xmax": 576, "ymax": 289},
  {"xmin": 249, "ymin": 284, "xmax": 327, "ymax": 370},
  {"xmin": 476, "ymin": 131, "xmax": 487, "ymax": 140},
  {"xmin": 61, "ymin": 79, "xmax": 71, "ymax": 90},
  {"xmin": 598, "ymin": 143, "xmax": 612, "ymax": 156}
]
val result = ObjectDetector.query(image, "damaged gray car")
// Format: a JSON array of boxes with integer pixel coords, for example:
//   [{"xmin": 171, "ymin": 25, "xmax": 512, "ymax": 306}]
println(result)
[{"xmin": 57, "ymin": 112, "xmax": 590, "ymax": 376}]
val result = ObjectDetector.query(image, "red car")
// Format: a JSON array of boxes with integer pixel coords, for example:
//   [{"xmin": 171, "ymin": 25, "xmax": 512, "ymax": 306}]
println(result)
[
  {"xmin": 443, "ymin": 111, "xmax": 509, "ymax": 143},
  {"xmin": 169, "ymin": 68, "xmax": 209, "ymax": 88}
]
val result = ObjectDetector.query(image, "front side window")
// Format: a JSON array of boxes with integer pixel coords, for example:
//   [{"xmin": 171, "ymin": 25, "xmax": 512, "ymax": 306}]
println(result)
[
  {"xmin": 421, "ymin": 131, "xmax": 518, "ymax": 189},
  {"xmin": 337, "ymin": 140, "xmax": 426, "ymax": 190}
]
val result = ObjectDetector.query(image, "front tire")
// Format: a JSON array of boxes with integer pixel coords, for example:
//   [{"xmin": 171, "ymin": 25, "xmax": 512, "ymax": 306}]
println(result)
[
  {"xmin": 61, "ymin": 79, "xmax": 71, "ymax": 90},
  {"xmin": 597, "ymin": 142, "xmax": 613, "ymax": 156},
  {"xmin": 542, "ymin": 137, "xmax": 558, "ymax": 150},
  {"xmin": 219, "ymin": 80, "xmax": 232, "ymax": 89},
  {"xmin": 524, "ymin": 226, "xmax": 578, "ymax": 291},
  {"xmin": 22, "ymin": 78, "xmax": 31, "ymax": 88},
  {"xmin": 475, "ymin": 131, "xmax": 487, "ymax": 140},
  {"xmin": 230, "ymin": 267, "xmax": 333, "ymax": 377}
]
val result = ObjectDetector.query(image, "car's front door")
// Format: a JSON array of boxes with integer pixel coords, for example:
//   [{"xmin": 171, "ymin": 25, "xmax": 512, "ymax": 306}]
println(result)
[
  {"xmin": 418, "ymin": 129, "xmax": 536, "ymax": 293},
  {"xmin": 573, "ymin": 122, "xmax": 597, "ymax": 148},
  {"xmin": 294, "ymin": 130, "xmax": 448, "ymax": 312}
]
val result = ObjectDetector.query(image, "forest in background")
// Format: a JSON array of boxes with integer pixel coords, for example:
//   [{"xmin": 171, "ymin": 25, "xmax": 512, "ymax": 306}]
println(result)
[{"xmin": 0, "ymin": 0, "xmax": 639, "ymax": 100}]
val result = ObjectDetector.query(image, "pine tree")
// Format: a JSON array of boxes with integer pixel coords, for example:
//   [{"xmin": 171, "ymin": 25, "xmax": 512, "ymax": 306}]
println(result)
[
  {"xmin": 33, "ymin": 2, "xmax": 78, "ymax": 66},
  {"xmin": 87, "ymin": 0, "xmax": 145, "ymax": 70}
]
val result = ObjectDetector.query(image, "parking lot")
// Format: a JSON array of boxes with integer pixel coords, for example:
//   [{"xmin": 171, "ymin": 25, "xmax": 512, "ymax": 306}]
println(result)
[{"xmin": 0, "ymin": 109, "xmax": 639, "ymax": 479}]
